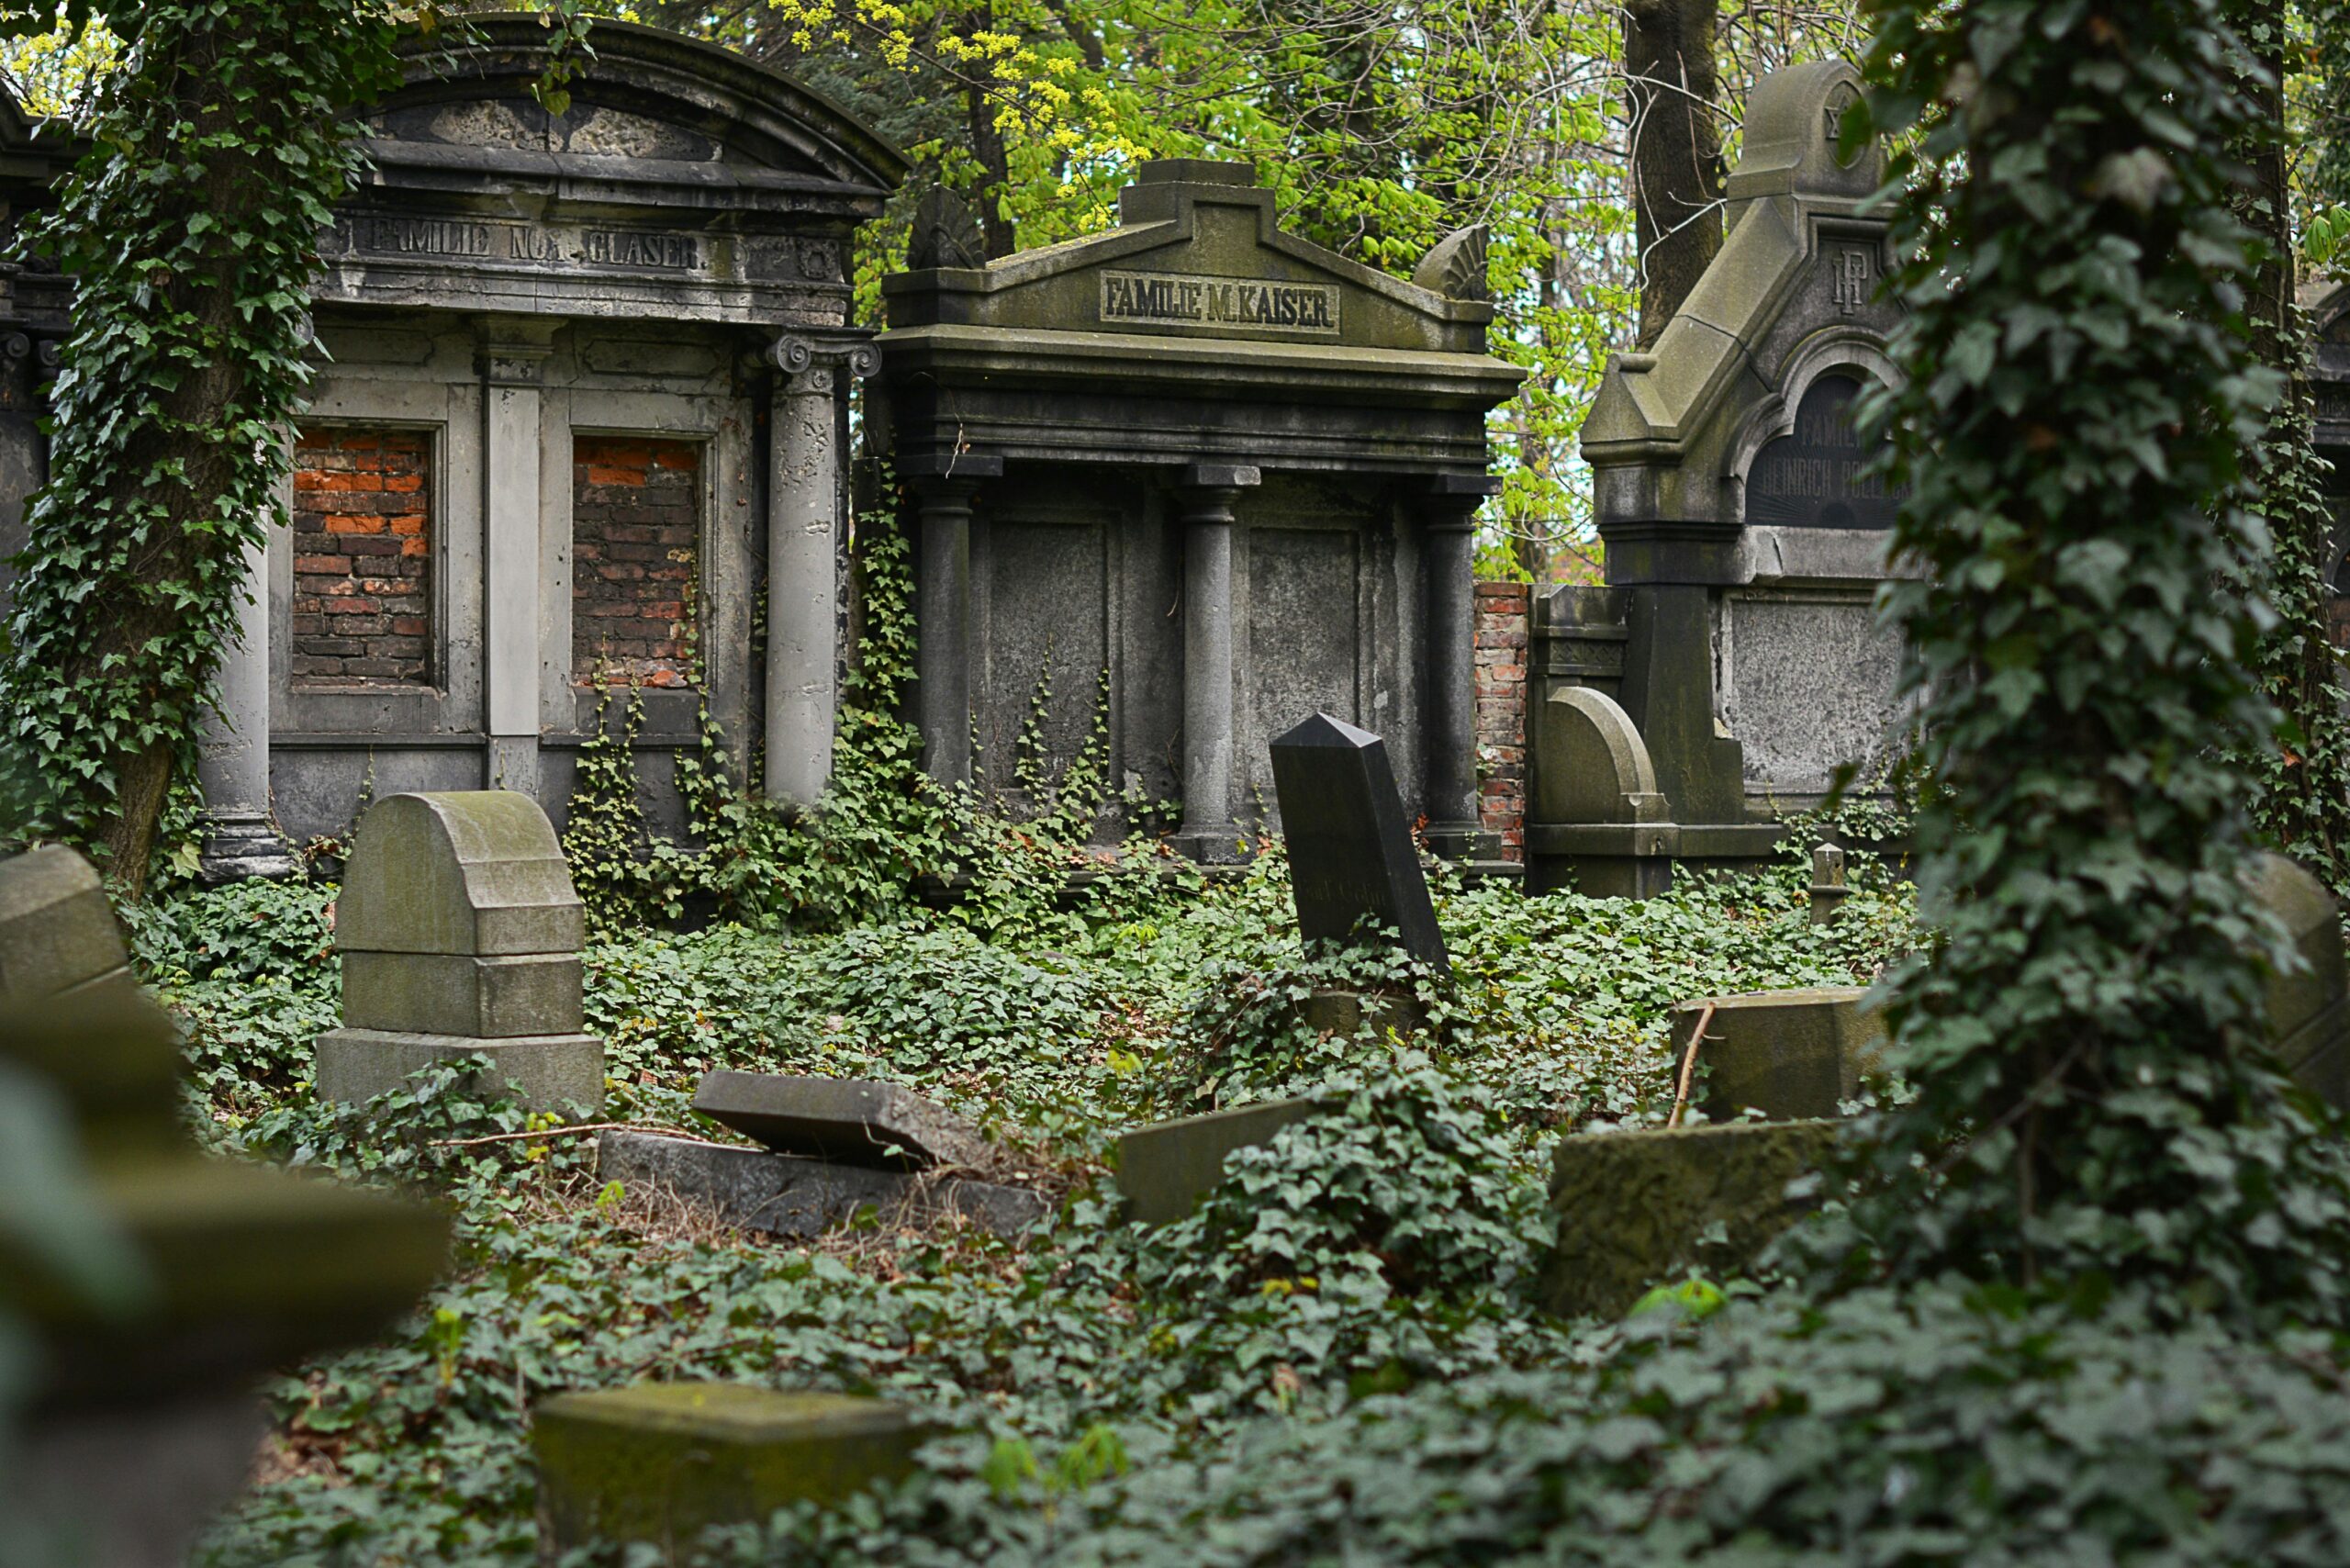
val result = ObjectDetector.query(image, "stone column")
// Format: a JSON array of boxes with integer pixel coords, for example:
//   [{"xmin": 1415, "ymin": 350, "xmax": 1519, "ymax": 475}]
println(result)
[
  {"xmin": 1170, "ymin": 464, "xmax": 1259, "ymax": 862},
  {"xmin": 1421, "ymin": 475, "xmax": 1499, "ymax": 862},
  {"xmin": 764, "ymin": 334, "xmax": 880, "ymax": 808},
  {"xmin": 478, "ymin": 328, "xmax": 554, "ymax": 794},
  {"xmin": 197, "ymin": 533, "xmax": 298, "ymax": 881},
  {"xmin": 904, "ymin": 454, "xmax": 1001, "ymax": 786}
]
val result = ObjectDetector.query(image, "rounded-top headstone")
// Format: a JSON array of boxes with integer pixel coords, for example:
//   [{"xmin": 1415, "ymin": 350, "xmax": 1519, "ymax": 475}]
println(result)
[
  {"xmin": 1535, "ymin": 687, "xmax": 1664, "ymax": 825},
  {"xmin": 335, "ymin": 792, "xmax": 583, "ymax": 957}
]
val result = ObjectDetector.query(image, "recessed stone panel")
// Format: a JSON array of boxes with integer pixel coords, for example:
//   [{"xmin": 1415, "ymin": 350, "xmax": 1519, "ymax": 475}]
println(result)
[
  {"xmin": 1246, "ymin": 526, "xmax": 1359, "ymax": 815},
  {"xmin": 980, "ymin": 519, "xmax": 1107, "ymax": 799},
  {"xmin": 1721, "ymin": 588, "xmax": 1901, "ymax": 801}
]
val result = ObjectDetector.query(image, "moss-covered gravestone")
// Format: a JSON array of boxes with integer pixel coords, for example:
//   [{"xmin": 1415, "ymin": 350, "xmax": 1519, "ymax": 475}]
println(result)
[
  {"xmin": 0, "ymin": 846, "xmax": 449, "ymax": 1565},
  {"xmin": 533, "ymin": 1383, "xmax": 936, "ymax": 1562},
  {"xmin": 1673, "ymin": 986, "xmax": 1886, "ymax": 1121},
  {"xmin": 315, "ymin": 791, "xmax": 602, "ymax": 1114}
]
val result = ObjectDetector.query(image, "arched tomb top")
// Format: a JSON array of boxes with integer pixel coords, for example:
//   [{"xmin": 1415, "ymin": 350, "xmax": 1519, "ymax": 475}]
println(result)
[
  {"xmin": 1535, "ymin": 688, "xmax": 1669, "ymax": 826},
  {"xmin": 1724, "ymin": 59, "xmax": 1882, "ymax": 210},
  {"xmin": 337, "ymin": 792, "xmax": 583, "ymax": 958}
]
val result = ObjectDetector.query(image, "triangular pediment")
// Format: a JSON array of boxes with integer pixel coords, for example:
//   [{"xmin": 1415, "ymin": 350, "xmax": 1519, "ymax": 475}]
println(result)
[{"xmin": 885, "ymin": 162, "xmax": 1492, "ymax": 355}]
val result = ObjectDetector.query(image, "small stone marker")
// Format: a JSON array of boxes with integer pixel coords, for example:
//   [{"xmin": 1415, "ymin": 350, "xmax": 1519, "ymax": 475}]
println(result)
[
  {"xmin": 1539, "ymin": 1119, "xmax": 1838, "ymax": 1320},
  {"xmin": 1114, "ymin": 1096, "xmax": 1325, "ymax": 1225},
  {"xmin": 597, "ymin": 1130, "xmax": 1045, "ymax": 1239},
  {"xmin": 2244, "ymin": 851, "xmax": 2350, "ymax": 1109},
  {"xmin": 693, "ymin": 1070, "xmax": 987, "ymax": 1170},
  {"xmin": 1270, "ymin": 712, "xmax": 1448, "ymax": 970},
  {"xmin": 1808, "ymin": 844, "xmax": 1849, "ymax": 925},
  {"xmin": 315, "ymin": 791, "xmax": 602, "ymax": 1114},
  {"xmin": 533, "ymin": 1383, "xmax": 936, "ymax": 1562},
  {"xmin": 1673, "ymin": 986, "xmax": 1886, "ymax": 1122},
  {"xmin": 1526, "ymin": 686, "xmax": 1677, "ymax": 900}
]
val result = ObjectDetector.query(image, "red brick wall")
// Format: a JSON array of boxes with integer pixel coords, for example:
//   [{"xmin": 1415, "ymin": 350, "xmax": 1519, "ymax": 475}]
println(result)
[
  {"xmin": 574, "ymin": 437, "xmax": 699, "ymax": 688},
  {"xmin": 290, "ymin": 430, "xmax": 431, "ymax": 686},
  {"xmin": 1474, "ymin": 581, "xmax": 1528, "ymax": 860}
]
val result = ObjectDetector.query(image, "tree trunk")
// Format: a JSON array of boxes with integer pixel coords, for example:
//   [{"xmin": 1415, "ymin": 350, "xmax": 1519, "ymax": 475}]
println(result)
[
  {"xmin": 963, "ymin": 6, "xmax": 1017, "ymax": 261},
  {"xmin": 1624, "ymin": 0, "xmax": 1723, "ymax": 349}
]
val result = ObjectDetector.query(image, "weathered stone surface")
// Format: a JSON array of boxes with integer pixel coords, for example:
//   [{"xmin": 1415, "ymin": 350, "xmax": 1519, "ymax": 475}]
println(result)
[
  {"xmin": 1299, "ymin": 988, "xmax": 1424, "ymax": 1041},
  {"xmin": 315, "ymin": 1028, "xmax": 604, "ymax": 1114},
  {"xmin": 1808, "ymin": 844, "xmax": 1849, "ymax": 925},
  {"xmin": 597, "ymin": 1131, "xmax": 1046, "ymax": 1239},
  {"xmin": 341, "ymin": 951, "xmax": 584, "ymax": 1039},
  {"xmin": 1115, "ymin": 1096, "xmax": 1325, "ymax": 1226},
  {"xmin": 1270, "ymin": 713, "xmax": 1449, "ymax": 970},
  {"xmin": 17, "ymin": 1394, "xmax": 268, "ymax": 1568},
  {"xmin": 0, "ymin": 844, "xmax": 132, "ymax": 1003},
  {"xmin": 535, "ymin": 1383, "xmax": 937, "ymax": 1562},
  {"xmin": 693, "ymin": 1070, "xmax": 988, "ymax": 1170},
  {"xmin": 2245, "ymin": 851, "xmax": 2350, "ymax": 1108},
  {"xmin": 1526, "ymin": 686, "xmax": 1676, "ymax": 899},
  {"xmin": 336, "ymin": 791, "xmax": 585, "ymax": 958},
  {"xmin": 1673, "ymin": 986, "xmax": 1886, "ymax": 1122},
  {"xmin": 1539, "ymin": 1119, "xmax": 1839, "ymax": 1320}
]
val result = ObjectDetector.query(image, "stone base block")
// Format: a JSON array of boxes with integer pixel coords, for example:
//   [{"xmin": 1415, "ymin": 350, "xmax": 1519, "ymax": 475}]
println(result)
[
  {"xmin": 315, "ymin": 1028, "xmax": 603, "ymax": 1115},
  {"xmin": 17, "ymin": 1394, "xmax": 268, "ymax": 1568},
  {"xmin": 1672, "ymin": 987, "xmax": 1886, "ymax": 1121},
  {"xmin": 1300, "ymin": 987, "xmax": 1426, "ymax": 1040},
  {"xmin": 196, "ymin": 808, "xmax": 301, "ymax": 885},
  {"xmin": 535, "ymin": 1383, "xmax": 936, "ymax": 1563},
  {"xmin": 342, "ymin": 951, "xmax": 584, "ymax": 1038},
  {"xmin": 1114, "ymin": 1095, "xmax": 1325, "ymax": 1225},
  {"xmin": 597, "ymin": 1131, "xmax": 1046, "ymax": 1238},
  {"xmin": 0, "ymin": 844, "xmax": 132, "ymax": 1002},
  {"xmin": 1539, "ymin": 1119, "xmax": 1839, "ymax": 1320},
  {"xmin": 1167, "ymin": 827, "xmax": 1251, "ymax": 865}
]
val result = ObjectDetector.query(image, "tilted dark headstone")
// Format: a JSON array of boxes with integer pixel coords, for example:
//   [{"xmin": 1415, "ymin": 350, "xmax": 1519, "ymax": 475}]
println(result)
[
  {"xmin": 693, "ymin": 1070, "xmax": 988, "ymax": 1171},
  {"xmin": 1269, "ymin": 712, "xmax": 1449, "ymax": 971}
]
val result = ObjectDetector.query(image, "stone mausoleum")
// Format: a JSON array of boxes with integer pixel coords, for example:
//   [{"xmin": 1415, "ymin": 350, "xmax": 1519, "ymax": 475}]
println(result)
[
  {"xmin": 1528, "ymin": 60, "xmax": 1908, "ymax": 890},
  {"xmin": 871, "ymin": 162, "xmax": 1524, "ymax": 859},
  {"xmin": 190, "ymin": 19, "xmax": 906, "ymax": 875}
]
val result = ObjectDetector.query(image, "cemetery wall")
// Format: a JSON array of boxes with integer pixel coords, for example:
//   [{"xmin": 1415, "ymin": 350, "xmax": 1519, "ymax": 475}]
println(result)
[{"xmin": 1473, "ymin": 581, "xmax": 1527, "ymax": 860}]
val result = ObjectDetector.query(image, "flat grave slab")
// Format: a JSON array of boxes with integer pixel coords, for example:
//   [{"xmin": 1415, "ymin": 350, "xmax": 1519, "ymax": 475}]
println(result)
[
  {"xmin": 692, "ymin": 1070, "xmax": 988, "ymax": 1170},
  {"xmin": 597, "ymin": 1131, "xmax": 1046, "ymax": 1240}
]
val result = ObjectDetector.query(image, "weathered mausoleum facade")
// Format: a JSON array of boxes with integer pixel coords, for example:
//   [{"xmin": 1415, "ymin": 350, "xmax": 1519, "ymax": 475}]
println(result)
[
  {"xmin": 872, "ymin": 162, "xmax": 1524, "ymax": 860},
  {"xmin": 194, "ymin": 20, "xmax": 905, "ymax": 874}
]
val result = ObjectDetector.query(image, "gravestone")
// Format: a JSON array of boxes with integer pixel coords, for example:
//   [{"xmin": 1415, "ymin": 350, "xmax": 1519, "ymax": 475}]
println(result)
[
  {"xmin": 1524, "ymin": 686, "xmax": 1676, "ymax": 899},
  {"xmin": 1672, "ymin": 986, "xmax": 1885, "ymax": 1121},
  {"xmin": 534, "ymin": 1383, "xmax": 937, "ymax": 1562},
  {"xmin": 596, "ymin": 1130, "xmax": 1045, "ymax": 1240},
  {"xmin": 1114, "ymin": 1096, "xmax": 1326, "ymax": 1225},
  {"xmin": 1269, "ymin": 712, "xmax": 1449, "ymax": 971},
  {"xmin": 1808, "ymin": 844, "xmax": 1850, "ymax": 924},
  {"xmin": 2245, "ymin": 851, "xmax": 2350, "ymax": 1109},
  {"xmin": 315, "ymin": 790, "xmax": 603, "ymax": 1114},
  {"xmin": 0, "ymin": 846, "xmax": 449, "ymax": 1567}
]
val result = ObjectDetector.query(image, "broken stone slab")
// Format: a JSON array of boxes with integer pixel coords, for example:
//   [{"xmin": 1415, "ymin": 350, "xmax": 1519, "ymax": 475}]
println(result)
[
  {"xmin": 341, "ymin": 951, "xmax": 585, "ymax": 1039},
  {"xmin": 1539, "ymin": 1118, "xmax": 1839, "ymax": 1320},
  {"xmin": 597, "ymin": 1131, "xmax": 1046, "ymax": 1240},
  {"xmin": 692, "ymin": 1070, "xmax": 988, "ymax": 1171},
  {"xmin": 1114, "ymin": 1095, "xmax": 1326, "ymax": 1226},
  {"xmin": 315, "ymin": 1030, "xmax": 605, "ymax": 1115},
  {"xmin": 335, "ymin": 791, "xmax": 585, "ymax": 958},
  {"xmin": 534, "ymin": 1383, "xmax": 938, "ymax": 1563},
  {"xmin": 0, "ymin": 844, "xmax": 135, "ymax": 1004},
  {"xmin": 1673, "ymin": 986, "xmax": 1886, "ymax": 1122},
  {"xmin": 1299, "ymin": 988, "xmax": 1425, "ymax": 1040}
]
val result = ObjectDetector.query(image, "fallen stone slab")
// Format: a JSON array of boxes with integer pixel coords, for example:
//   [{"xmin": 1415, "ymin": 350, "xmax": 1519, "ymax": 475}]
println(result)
[
  {"xmin": 1114, "ymin": 1095, "xmax": 1326, "ymax": 1226},
  {"xmin": 1671, "ymin": 987, "xmax": 1886, "ymax": 1122},
  {"xmin": 534, "ymin": 1383, "xmax": 936, "ymax": 1562},
  {"xmin": 1539, "ymin": 1118, "xmax": 1840, "ymax": 1321},
  {"xmin": 597, "ymin": 1131, "xmax": 1046, "ymax": 1240},
  {"xmin": 692, "ymin": 1070, "xmax": 988, "ymax": 1171}
]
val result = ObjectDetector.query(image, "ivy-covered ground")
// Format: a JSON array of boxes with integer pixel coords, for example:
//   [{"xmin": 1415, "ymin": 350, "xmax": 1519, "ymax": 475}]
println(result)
[{"xmin": 130, "ymin": 839, "xmax": 1918, "ymax": 1565}]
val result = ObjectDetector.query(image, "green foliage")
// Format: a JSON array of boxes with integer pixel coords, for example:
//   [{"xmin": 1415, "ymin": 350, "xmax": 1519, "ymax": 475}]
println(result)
[{"xmin": 1836, "ymin": 0, "xmax": 2350, "ymax": 1316}]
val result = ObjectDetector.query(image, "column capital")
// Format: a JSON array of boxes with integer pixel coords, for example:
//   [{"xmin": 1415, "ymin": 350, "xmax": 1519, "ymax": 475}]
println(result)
[
  {"xmin": 1175, "ymin": 463, "xmax": 1260, "ymax": 527},
  {"xmin": 474, "ymin": 314, "xmax": 559, "ymax": 386},
  {"xmin": 768, "ymin": 330, "xmax": 882, "ymax": 391},
  {"xmin": 1423, "ymin": 472, "xmax": 1500, "ymax": 530}
]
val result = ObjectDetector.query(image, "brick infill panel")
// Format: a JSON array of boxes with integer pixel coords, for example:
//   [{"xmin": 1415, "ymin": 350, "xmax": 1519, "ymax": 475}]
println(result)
[
  {"xmin": 1473, "ymin": 581, "xmax": 1529, "ymax": 860},
  {"xmin": 290, "ymin": 430, "xmax": 431, "ymax": 686},
  {"xmin": 574, "ymin": 437, "xmax": 699, "ymax": 688}
]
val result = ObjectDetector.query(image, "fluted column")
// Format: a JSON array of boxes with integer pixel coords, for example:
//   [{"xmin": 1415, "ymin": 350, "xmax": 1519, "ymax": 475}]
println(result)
[{"xmin": 1170, "ymin": 463, "xmax": 1259, "ymax": 861}]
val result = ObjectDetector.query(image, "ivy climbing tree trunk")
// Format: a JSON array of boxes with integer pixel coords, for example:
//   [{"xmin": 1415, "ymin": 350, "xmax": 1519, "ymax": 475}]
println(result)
[
  {"xmin": 1624, "ymin": 0, "xmax": 1722, "ymax": 349},
  {"xmin": 1818, "ymin": 0, "xmax": 2350, "ymax": 1324}
]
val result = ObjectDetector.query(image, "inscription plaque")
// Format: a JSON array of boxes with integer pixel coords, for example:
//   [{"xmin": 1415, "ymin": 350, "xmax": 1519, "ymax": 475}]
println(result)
[
  {"xmin": 334, "ymin": 216, "xmax": 709, "ymax": 275},
  {"xmin": 1099, "ymin": 270, "xmax": 1340, "ymax": 336},
  {"xmin": 1745, "ymin": 373, "xmax": 1903, "ymax": 530}
]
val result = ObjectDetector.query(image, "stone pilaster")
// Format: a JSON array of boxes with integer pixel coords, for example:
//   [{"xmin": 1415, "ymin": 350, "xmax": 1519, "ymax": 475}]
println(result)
[
  {"xmin": 1170, "ymin": 463, "xmax": 1259, "ymax": 862},
  {"xmin": 1421, "ymin": 475, "xmax": 1499, "ymax": 861},
  {"xmin": 764, "ymin": 332, "xmax": 879, "ymax": 808},
  {"xmin": 478, "ymin": 324, "xmax": 555, "ymax": 794},
  {"xmin": 904, "ymin": 455, "xmax": 1001, "ymax": 786},
  {"xmin": 197, "ymin": 533, "xmax": 299, "ymax": 881}
]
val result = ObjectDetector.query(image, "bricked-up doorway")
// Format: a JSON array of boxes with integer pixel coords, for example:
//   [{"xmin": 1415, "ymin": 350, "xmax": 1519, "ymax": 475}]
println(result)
[
  {"xmin": 573, "ymin": 437, "xmax": 699, "ymax": 689},
  {"xmin": 290, "ymin": 430, "xmax": 431, "ymax": 686}
]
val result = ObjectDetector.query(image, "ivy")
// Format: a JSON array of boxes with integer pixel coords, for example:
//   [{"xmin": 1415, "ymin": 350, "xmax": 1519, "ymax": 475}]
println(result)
[{"xmin": 1816, "ymin": 0, "xmax": 2350, "ymax": 1319}]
